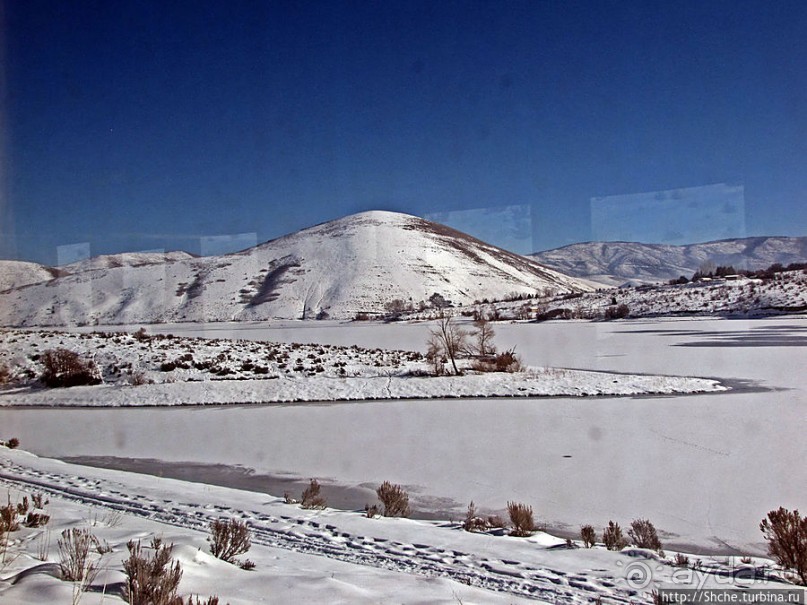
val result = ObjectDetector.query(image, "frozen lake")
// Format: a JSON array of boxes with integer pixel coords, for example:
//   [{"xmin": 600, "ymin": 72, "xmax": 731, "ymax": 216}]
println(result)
[{"xmin": 2, "ymin": 317, "xmax": 805, "ymax": 553}]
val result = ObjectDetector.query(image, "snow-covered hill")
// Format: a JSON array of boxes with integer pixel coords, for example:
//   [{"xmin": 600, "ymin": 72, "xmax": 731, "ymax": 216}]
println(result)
[
  {"xmin": 61, "ymin": 250, "xmax": 196, "ymax": 273},
  {"xmin": 530, "ymin": 237, "xmax": 807, "ymax": 286},
  {"xmin": 0, "ymin": 211, "xmax": 591, "ymax": 326},
  {"xmin": 0, "ymin": 260, "xmax": 57, "ymax": 292}
]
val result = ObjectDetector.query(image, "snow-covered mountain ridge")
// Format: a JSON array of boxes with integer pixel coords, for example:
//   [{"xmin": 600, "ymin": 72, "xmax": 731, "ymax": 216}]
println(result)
[
  {"xmin": 530, "ymin": 236, "xmax": 807, "ymax": 286},
  {"xmin": 0, "ymin": 211, "xmax": 591, "ymax": 326}
]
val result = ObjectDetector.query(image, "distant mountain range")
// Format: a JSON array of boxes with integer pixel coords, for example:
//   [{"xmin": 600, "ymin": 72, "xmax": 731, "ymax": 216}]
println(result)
[
  {"xmin": 0, "ymin": 211, "xmax": 590, "ymax": 326},
  {"xmin": 530, "ymin": 236, "xmax": 807, "ymax": 287}
]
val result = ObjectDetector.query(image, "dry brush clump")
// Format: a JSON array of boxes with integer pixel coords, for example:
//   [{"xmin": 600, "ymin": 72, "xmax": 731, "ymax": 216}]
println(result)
[
  {"xmin": 507, "ymin": 501, "xmax": 536, "ymax": 537},
  {"xmin": 461, "ymin": 501, "xmax": 505, "ymax": 533},
  {"xmin": 124, "ymin": 538, "xmax": 183, "ymax": 605},
  {"xmin": 628, "ymin": 518, "xmax": 664, "ymax": 554},
  {"xmin": 41, "ymin": 348, "xmax": 101, "ymax": 388},
  {"xmin": 208, "ymin": 518, "xmax": 253, "ymax": 569},
  {"xmin": 760, "ymin": 507, "xmax": 807, "ymax": 585},
  {"xmin": 376, "ymin": 481, "xmax": 411, "ymax": 518},
  {"xmin": 603, "ymin": 520, "xmax": 629, "ymax": 551},
  {"xmin": 186, "ymin": 597, "xmax": 228, "ymax": 605},
  {"xmin": 58, "ymin": 527, "xmax": 104, "ymax": 605},
  {"xmin": 580, "ymin": 524, "xmax": 596, "ymax": 548},
  {"xmin": 300, "ymin": 479, "xmax": 327, "ymax": 510}
]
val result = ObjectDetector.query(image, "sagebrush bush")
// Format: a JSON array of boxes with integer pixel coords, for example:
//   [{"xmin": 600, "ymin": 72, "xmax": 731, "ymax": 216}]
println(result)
[
  {"xmin": 495, "ymin": 349, "xmax": 523, "ymax": 372},
  {"xmin": 124, "ymin": 538, "xmax": 183, "ymax": 605},
  {"xmin": 471, "ymin": 348, "xmax": 523, "ymax": 373},
  {"xmin": 300, "ymin": 479, "xmax": 327, "ymax": 510},
  {"xmin": 58, "ymin": 528, "xmax": 100, "ymax": 583},
  {"xmin": 507, "ymin": 501, "xmax": 535, "ymax": 537},
  {"xmin": 604, "ymin": 304, "xmax": 630, "ymax": 320},
  {"xmin": 603, "ymin": 520, "xmax": 628, "ymax": 551},
  {"xmin": 462, "ymin": 501, "xmax": 489, "ymax": 532},
  {"xmin": 628, "ymin": 518, "xmax": 663, "ymax": 554},
  {"xmin": 674, "ymin": 553, "xmax": 690, "ymax": 567},
  {"xmin": 41, "ymin": 348, "xmax": 101, "ymax": 388},
  {"xmin": 208, "ymin": 518, "xmax": 251, "ymax": 565},
  {"xmin": 760, "ymin": 507, "xmax": 807, "ymax": 585},
  {"xmin": 0, "ymin": 498, "xmax": 19, "ymax": 533},
  {"xmin": 0, "ymin": 363, "xmax": 10, "ymax": 386},
  {"xmin": 580, "ymin": 524, "xmax": 596, "ymax": 548},
  {"xmin": 376, "ymin": 481, "xmax": 411, "ymax": 518},
  {"xmin": 186, "ymin": 597, "xmax": 227, "ymax": 605}
]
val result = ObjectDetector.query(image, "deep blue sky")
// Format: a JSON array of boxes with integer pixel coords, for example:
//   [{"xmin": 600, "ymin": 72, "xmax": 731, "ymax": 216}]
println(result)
[{"xmin": 2, "ymin": 0, "xmax": 805, "ymax": 264}]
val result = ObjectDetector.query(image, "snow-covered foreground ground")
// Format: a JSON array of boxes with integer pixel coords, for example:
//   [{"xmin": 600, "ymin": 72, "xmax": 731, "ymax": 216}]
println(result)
[
  {"xmin": 0, "ymin": 317, "xmax": 805, "ymax": 602},
  {"xmin": 0, "ymin": 447, "xmax": 792, "ymax": 605}
]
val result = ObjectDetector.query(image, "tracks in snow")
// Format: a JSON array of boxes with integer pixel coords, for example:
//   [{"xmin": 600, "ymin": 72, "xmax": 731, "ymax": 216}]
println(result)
[{"xmin": 0, "ymin": 460, "xmax": 643, "ymax": 604}]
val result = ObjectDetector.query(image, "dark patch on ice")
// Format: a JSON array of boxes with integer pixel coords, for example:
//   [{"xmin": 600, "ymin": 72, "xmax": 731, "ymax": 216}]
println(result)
[
  {"xmin": 617, "ymin": 324, "xmax": 807, "ymax": 347},
  {"xmin": 60, "ymin": 456, "xmax": 464, "ymax": 521}
]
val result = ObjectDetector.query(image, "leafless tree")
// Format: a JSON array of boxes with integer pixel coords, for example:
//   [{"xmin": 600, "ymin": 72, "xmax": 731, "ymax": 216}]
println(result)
[
  {"xmin": 428, "ymin": 312, "xmax": 468, "ymax": 375},
  {"xmin": 472, "ymin": 318, "xmax": 496, "ymax": 356}
]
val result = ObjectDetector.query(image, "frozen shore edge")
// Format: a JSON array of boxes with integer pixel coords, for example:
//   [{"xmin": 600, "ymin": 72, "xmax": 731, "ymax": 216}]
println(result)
[{"xmin": 0, "ymin": 369, "xmax": 728, "ymax": 408}]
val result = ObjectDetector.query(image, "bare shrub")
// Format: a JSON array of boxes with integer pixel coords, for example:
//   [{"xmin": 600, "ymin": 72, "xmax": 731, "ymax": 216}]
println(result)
[
  {"xmin": 604, "ymin": 303, "xmax": 630, "ymax": 320},
  {"xmin": 123, "ymin": 538, "xmax": 183, "ymax": 605},
  {"xmin": 581, "ymin": 524, "xmax": 596, "ymax": 548},
  {"xmin": 471, "ymin": 348, "xmax": 523, "ymax": 373},
  {"xmin": 6, "ymin": 437, "xmax": 19, "ymax": 449},
  {"xmin": 507, "ymin": 501, "xmax": 535, "ymax": 537},
  {"xmin": 186, "ymin": 597, "xmax": 227, "ymax": 605},
  {"xmin": 133, "ymin": 327, "xmax": 149, "ymax": 341},
  {"xmin": 25, "ymin": 511, "xmax": 50, "ymax": 528},
  {"xmin": 760, "ymin": 507, "xmax": 807, "ymax": 585},
  {"xmin": 41, "ymin": 348, "xmax": 101, "ymax": 388},
  {"xmin": 0, "ymin": 364, "xmax": 10, "ymax": 386},
  {"xmin": 128, "ymin": 370, "xmax": 151, "ymax": 386},
  {"xmin": 463, "ymin": 501, "xmax": 492, "ymax": 532},
  {"xmin": 208, "ymin": 518, "xmax": 252, "ymax": 565},
  {"xmin": 300, "ymin": 479, "xmax": 327, "ymax": 510},
  {"xmin": 0, "ymin": 497, "xmax": 19, "ymax": 533},
  {"xmin": 494, "ymin": 348, "xmax": 522, "ymax": 372},
  {"xmin": 376, "ymin": 481, "xmax": 411, "ymax": 518},
  {"xmin": 425, "ymin": 334, "xmax": 446, "ymax": 376},
  {"xmin": 628, "ymin": 518, "xmax": 664, "ymax": 554},
  {"xmin": 428, "ymin": 313, "xmax": 468, "ymax": 375},
  {"xmin": 674, "ymin": 553, "xmax": 690, "ymax": 567},
  {"xmin": 58, "ymin": 528, "xmax": 100, "ymax": 583},
  {"xmin": 365, "ymin": 504, "xmax": 381, "ymax": 518},
  {"xmin": 603, "ymin": 520, "xmax": 629, "ymax": 551}
]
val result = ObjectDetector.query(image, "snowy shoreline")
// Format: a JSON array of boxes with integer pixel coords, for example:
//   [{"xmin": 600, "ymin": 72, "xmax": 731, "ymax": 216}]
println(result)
[{"xmin": 0, "ymin": 370, "xmax": 728, "ymax": 408}]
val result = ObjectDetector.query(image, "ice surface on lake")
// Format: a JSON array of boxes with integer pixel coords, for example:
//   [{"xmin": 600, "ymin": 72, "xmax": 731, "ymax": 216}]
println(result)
[{"xmin": 2, "ymin": 317, "xmax": 804, "ymax": 552}]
